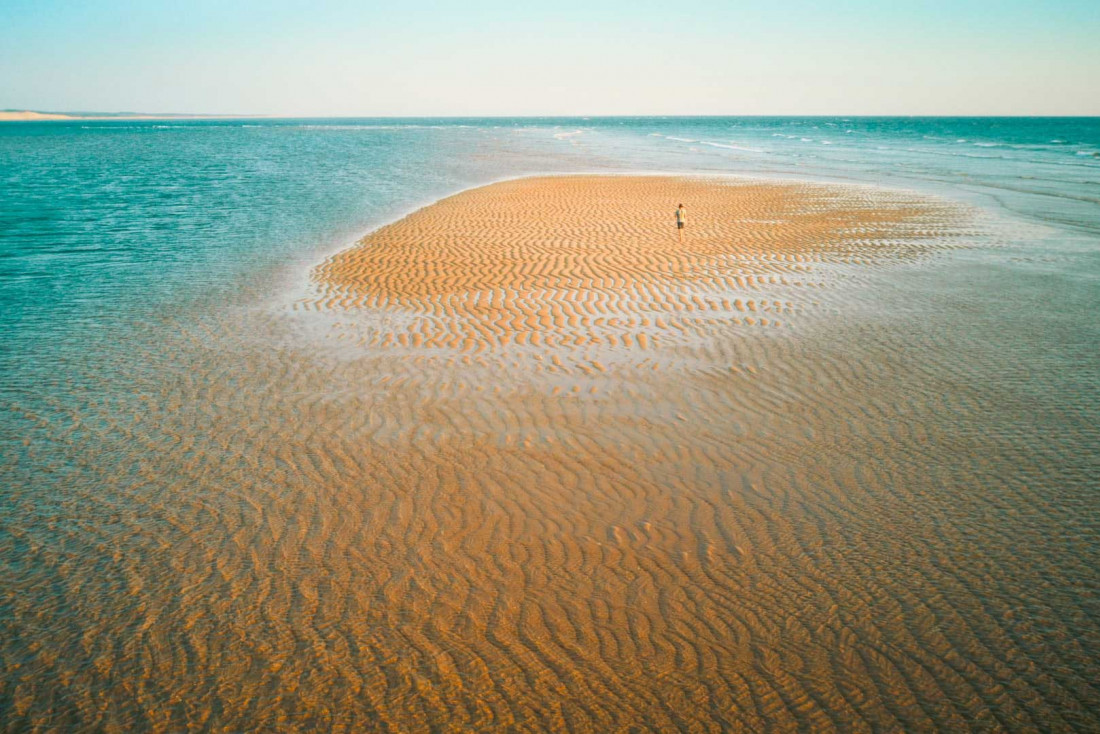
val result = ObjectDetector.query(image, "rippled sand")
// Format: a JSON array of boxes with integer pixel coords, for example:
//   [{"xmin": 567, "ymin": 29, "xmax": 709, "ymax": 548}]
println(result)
[
  {"xmin": 4, "ymin": 176, "xmax": 1098, "ymax": 731},
  {"xmin": 314, "ymin": 176, "xmax": 955, "ymax": 353}
]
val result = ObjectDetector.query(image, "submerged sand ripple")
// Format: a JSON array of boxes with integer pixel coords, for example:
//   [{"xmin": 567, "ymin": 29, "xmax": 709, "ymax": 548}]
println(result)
[{"xmin": 2, "ymin": 177, "xmax": 1097, "ymax": 731}]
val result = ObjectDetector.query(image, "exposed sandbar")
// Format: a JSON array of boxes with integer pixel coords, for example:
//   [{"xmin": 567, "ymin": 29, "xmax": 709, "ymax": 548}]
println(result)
[{"xmin": 315, "ymin": 174, "xmax": 961, "ymax": 353}]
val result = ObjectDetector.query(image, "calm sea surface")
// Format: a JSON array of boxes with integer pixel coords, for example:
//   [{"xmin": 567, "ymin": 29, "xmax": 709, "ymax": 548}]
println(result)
[
  {"xmin": 1, "ymin": 117, "xmax": 1098, "ymax": 730},
  {"xmin": 3, "ymin": 117, "xmax": 1098, "ymax": 353}
]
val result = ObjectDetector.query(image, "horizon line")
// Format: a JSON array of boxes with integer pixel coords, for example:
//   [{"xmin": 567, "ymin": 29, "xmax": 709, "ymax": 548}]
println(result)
[{"xmin": 4, "ymin": 110, "xmax": 1100, "ymax": 121}]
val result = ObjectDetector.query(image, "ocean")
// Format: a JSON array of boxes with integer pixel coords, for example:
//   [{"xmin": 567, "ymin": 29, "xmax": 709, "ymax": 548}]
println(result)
[
  {"xmin": 2, "ymin": 117, "xmax": 1098, "ymax": 730},
  {"xmin": 3, "ymin": 118, "xmax": 1098, "ymax": 348}
]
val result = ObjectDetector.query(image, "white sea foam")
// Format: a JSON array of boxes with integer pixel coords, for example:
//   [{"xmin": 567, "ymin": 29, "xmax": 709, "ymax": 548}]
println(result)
[
  {"xmin": 296, "ymin": 124, "xmax": 442, "ymax": 131},
  {"xmin": 700, "ymin": 141, "xmax": 765, "ymax": 153}
]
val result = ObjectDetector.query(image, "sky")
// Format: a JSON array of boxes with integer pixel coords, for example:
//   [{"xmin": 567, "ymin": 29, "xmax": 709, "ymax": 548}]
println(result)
[{"xmin": 2, "ymin": 0, "xmax": 1099, "ymax": 116}]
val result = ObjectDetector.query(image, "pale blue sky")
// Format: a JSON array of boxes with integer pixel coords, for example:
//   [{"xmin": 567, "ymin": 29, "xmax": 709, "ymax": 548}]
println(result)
[{"xmin": 2, "ymin": 0, "xmax": 1098, "ymax": 115}]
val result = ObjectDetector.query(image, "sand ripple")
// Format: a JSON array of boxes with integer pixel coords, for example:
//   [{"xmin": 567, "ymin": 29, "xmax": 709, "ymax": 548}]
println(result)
[
  {"xmin": 2, "ymin": 177, "xmax": 1097, "ymax": 731},
  {"xmin": 311, "ymin": 176, "xmax": 962, "ymax": 357}
]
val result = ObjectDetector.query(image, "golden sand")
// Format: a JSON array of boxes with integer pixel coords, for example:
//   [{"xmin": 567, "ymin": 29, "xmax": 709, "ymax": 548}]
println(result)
[
  {"xmin": 10, "ymin": 177, "xmax": 1095, "ymax": 731},
  {"xmin": 315, "ymin": 175, "xmax": 955, "ymax": 353}
]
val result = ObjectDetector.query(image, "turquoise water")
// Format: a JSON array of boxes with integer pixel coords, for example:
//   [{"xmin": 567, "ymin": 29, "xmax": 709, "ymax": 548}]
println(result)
[
  {"xmin": 2, "ymin": 117, "xmax": 1098, "ymax": 330},
  {"xmin": 2, "ymin": 118, "xmax": 1098, "ymax": 729},
  {"xmin": 2, "ymin": 117, "xmax": 1097, "ymax": 340},
  {"xmin": 4, "ymin": 117, "xmax": 1097, "ymax": 408}
]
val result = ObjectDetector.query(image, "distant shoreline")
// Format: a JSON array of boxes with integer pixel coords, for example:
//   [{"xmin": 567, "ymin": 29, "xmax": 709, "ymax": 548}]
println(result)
[
  {"xmin": 0, "ymin": 110, "xmax": 264, "ymax": 122},
  {"xmin": 3, "ymin": 110, "xmax": 1099, "ymax": 122}
]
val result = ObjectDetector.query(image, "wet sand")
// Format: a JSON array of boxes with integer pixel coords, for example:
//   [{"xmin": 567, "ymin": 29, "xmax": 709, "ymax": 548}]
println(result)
[
  {"xmin": 315, "ymin": 176, "xmax": 957, "ymax": 352},
  {"xmin": 5, "ymin": 176, "xmax": 1098, "ymax": 731}
]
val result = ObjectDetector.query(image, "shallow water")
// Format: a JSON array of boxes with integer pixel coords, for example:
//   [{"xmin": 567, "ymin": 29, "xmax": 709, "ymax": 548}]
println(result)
[{"xmin": 1, "ymin": 118, "xmax": 1098, "ymax": 731}]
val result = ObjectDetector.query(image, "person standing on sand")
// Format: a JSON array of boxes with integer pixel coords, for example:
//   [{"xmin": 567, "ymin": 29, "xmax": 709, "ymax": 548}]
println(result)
[{"xmin": 676, "ymin": 203, "xmax": 687, "ymax": 243}]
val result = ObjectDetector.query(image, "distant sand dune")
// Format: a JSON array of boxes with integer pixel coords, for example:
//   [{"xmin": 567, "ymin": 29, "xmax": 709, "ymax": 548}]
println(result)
[
  {"xmin": 0, "ymin": 110, "xmax": 76, "ymax": 121},
  {"xmin": 0, "ymin": 110, "xmax": 257, "ymax": 121}
]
